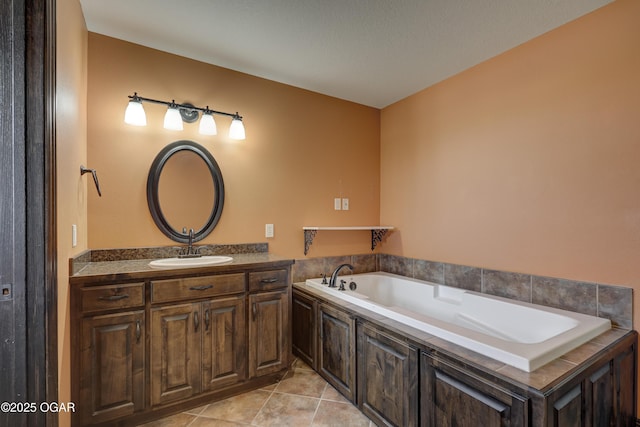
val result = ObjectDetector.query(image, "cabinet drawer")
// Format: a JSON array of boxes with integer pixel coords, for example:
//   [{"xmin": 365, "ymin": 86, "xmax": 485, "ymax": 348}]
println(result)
[
  {"xmin": 151, "ymin": 273, "xmax": 245, "ymax": 303},
  {"xmin": 249, "ymin": 269, "xmax": 288, "ymax": 292},
  {"xmin": 80, "ymin": 283, "xmax": 145, "ymax": 313}
]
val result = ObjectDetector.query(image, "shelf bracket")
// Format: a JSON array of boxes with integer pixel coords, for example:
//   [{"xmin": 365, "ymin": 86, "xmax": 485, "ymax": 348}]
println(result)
[
  {"xmin": 304, "ymin": 229, "xmax": 317, "ymax": 255},
  {"xmin": 371, "ymin": 229, "xmax": 389, "ymax": 251}
]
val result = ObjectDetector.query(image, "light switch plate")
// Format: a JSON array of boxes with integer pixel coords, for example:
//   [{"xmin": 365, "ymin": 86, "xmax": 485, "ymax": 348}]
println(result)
[
  {"xmin": 265, "ymin": 223, "xmax": 274, "ymax": 238},
  {"xmin": 334, "ymin": 198, "xmax": 342, "ymax": 210},
  {"xmin": 342, "ymin": 198, "xmax": 349, "ymax": 210}
]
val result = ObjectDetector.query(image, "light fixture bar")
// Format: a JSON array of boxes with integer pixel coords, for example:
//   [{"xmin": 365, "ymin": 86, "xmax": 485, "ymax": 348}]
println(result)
[{"xmin": 127, "ymin": 93, "xmax": 241, "ymax": 120}]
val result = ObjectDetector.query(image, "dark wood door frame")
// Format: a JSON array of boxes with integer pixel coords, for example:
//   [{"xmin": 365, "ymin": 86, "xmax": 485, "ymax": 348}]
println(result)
[{"xmin": 1, "ymin": 0, "xmax": 57, "ymax": 425}]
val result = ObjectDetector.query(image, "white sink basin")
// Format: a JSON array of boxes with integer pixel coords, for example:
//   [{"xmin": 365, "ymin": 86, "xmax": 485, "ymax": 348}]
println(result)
[{"xmin": 149, "ymin": 256, "xmax": 233, "ymax": 269}]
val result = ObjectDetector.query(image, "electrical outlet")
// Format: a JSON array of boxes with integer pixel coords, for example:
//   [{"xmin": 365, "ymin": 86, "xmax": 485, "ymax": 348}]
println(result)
[
  {"xmin": 342, "ymin": 198, "xmax": 349, "ymax": 211},
  {"xmin": 334, "ymin": 198, "xmax": 342, "ymax": 210},
  {"xmin": 265, "ymin": 223, "xmax": 274, "ymax": 238}
]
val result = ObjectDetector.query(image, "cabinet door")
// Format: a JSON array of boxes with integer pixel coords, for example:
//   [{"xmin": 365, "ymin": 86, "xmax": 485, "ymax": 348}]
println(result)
[
  {"xmin": 546, "ymin": 342, "xmax": 637, "ymax": 427},
  {"xmin": 151, "ymin": 303, "xmax": 201, "ymax": 406},
  {"xmin": 318, "ymin": 303, "xmax": 356, "ymax": 402},
  {"xmin": 292, "ymin": 290, "xmax": 317, "ymax": 369},
  {"xmin": 421, "ymin": 353, "xmax": 528, "ymax": 427},
  {"xmin": 249, "ymin": 290, "xmax": 290, "ymax": 377},
  {"xmin": 202, "ymin": 295, "xmax": 247, "ymax": 390},
  {"xmin": 358, "ymin": 322, "xmax": 418, "ymax": 427},
  {"xmin": 79, "ymin": 310, "xmax": 145, "ymax": 425}
]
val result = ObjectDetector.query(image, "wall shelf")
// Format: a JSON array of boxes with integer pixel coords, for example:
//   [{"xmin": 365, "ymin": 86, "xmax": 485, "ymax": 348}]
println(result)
[{"xmin": 302, "ymin": 226, "xmax": 394, "ymax": 255}]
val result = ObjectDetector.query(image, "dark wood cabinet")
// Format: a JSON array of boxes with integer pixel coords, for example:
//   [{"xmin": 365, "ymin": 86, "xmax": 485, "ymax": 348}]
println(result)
[
  {"xmin": 357, "ymin": 322, "xmax": 419, "ymax": 427},
  {"xmin": 150, "ymin": 303, "xmax": 202, "ymax": 406},
  {"xmin": 71, "ymin": 260, "xmax": 293, "ymax": 426},
  {"xmin": 79, "ymin": 310, "xmax": 145, "ymax": 425},
  {"xmin": 421, "ymin": 352, "xmax": 529, "ymax": 427},
  {"xmin": 318, "ymin": 302, "xmax": 356, "ymax": 402},
  {"xmin": 202, "ymin": 295, "xmax": 247, "ymax": 390},
  {"xmin": 545, "ymin": 341, "xmax": 636, "ymax": 427},
  {"xmin": 151, "ymin": 296, "xmax": 247, "ymax": 406},
  {"xmin": 249, "ymin": 289, "xmax": 289, "ymax": 377},
  {"xmin": 292, "ymin": 283, "xmax": 637, "ymax": 427},
  {"xmin": 292, "ymin": 289, "xmax": 317, "ymax": 369}
]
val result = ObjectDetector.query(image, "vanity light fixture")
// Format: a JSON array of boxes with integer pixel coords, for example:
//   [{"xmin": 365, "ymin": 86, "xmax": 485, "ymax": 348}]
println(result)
[
  {"xmin": 124, "ymin": 94, "xmax": 147, "ymax": 126},
  {"xmin": 163, "ymin": 101, "xmax": 184, "ymax": 131},
  {"xmin": 198, "ymin": 108, "xmax": 218, "ymax": 135},
  {"xmin": 229, "ymin": 114, "xmax": 246, "ymax": 140},
  {"xmin": 124, "ymin": 93, "xmax": 246, "ymax": 140}
]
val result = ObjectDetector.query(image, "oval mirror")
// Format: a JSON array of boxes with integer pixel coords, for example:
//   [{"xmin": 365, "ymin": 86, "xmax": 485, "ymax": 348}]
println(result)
[{"xmin": 147, "ymin": 140, "xmax": 224, "ymax": 243}]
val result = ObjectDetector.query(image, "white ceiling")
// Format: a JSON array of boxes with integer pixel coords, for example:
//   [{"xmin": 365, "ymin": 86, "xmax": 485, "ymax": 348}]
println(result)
[{"xmin": 80, "ymin": 0, "xmax": 611, "ymax": 108}]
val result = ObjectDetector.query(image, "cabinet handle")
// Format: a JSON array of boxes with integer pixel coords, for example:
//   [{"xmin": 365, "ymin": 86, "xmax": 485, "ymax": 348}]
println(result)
[
  {"xmin": 189, "ymin": 285, "xmax": 213, "ymax": 291},
  {"xmin": 98, "ymin": 294, "xmax": 129, "ymax": 301},
  {"xmin": 135, "ymin": 320, "xmax": 141, "ymax": 343},
  {"xmin": 194, "ymin": 311, "xmax": 199, "ymax": 332},
  {"xmin": 252, "ymin": 302, "xmax": 257, "ymax": 321},
  {"xmin": 260, "ymin": 278, "xmax": 278, "ymax": 284},
  {"xmin": 204, "ymin": 308, "xmax": 210, "ymax": 331}
]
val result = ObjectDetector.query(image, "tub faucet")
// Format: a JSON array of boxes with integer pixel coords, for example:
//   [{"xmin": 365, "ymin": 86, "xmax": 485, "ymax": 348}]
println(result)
[{"xmin": 329, "ymin": 263, "xmax": 353, "ymax": 288}]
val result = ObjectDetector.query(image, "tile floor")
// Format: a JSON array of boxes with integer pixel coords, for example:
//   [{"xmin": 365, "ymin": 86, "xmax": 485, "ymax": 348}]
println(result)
[{"xmin": 139, "ymin": 359, "xmax": 374, "ymax": 426}]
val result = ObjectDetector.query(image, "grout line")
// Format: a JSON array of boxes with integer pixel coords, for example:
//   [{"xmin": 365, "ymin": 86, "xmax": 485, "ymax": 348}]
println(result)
[{"xmin": 309, "ymin": 383, "xmax": 328, "ymax": 426}]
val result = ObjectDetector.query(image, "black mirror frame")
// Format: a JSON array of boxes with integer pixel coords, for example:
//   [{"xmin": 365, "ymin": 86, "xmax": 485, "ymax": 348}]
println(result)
[{"xmin": 146, "ymin": 140, "xmax": 225, "ymax": 244}]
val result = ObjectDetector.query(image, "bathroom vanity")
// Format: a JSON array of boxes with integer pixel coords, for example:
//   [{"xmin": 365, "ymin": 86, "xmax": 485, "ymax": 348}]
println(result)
[
  {"xmin": 69, "ymin": 252, "xmax": 293, "ymax": 426},
  {"xmin": 293, "ymin": 282, "xmax": 637, "ymax": 427}
]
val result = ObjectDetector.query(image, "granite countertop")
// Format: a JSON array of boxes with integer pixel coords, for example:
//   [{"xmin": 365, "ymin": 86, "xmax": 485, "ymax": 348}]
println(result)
[
  {"xmin": 292, "ymin": 281, "xmax": 634, "ymax": 395},
  {"xmin": 71, "ymin": 252, "xmax": 295, "ymax": 284}
]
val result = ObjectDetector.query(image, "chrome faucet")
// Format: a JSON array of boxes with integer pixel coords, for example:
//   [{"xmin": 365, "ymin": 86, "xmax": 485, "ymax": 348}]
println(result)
[
  {"xmin": 178, "ymin": 228, "xmax": 202, "ymax": 258},
  {"xmin": 329, "ymin": 263, "xmax": 353, "ymax": 288}
]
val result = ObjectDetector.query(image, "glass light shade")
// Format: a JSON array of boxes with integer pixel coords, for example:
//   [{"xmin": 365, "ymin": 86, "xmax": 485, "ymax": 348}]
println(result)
[
  {"xmin": 229, "ymin": 117, "xmax": 246, "ymax": 140},
  {"xmin": 198, "ymin": 113, "xmax": 217, "ymax": 135},
  {"xmin": 124, "ymin": 100, "xmax": 146, "ymax": 126},
  {"xmin": 163, "ymin": 106, "xmax": 183, "ymax": 130}
]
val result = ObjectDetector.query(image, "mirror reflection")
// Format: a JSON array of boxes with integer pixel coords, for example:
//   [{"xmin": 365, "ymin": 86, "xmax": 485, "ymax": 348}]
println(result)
[
  {"xmin": 147, "ymin": 140, "xmax": 224, "ymax": 243},
  {"xmin": 158, "ymin": 150, "xmax": 215, "ymax": 230}
]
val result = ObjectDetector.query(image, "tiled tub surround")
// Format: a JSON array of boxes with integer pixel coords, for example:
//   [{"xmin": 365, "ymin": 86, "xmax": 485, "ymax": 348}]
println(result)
[{"xmin": 292, "ymin": 253, "xmax": 633, "ymax": 329}]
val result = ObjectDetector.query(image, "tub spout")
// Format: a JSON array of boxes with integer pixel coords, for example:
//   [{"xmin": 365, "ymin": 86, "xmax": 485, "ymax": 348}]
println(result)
[{"xmin": 329, "ymin": 263, "xmax": 353, "ymax": 288}]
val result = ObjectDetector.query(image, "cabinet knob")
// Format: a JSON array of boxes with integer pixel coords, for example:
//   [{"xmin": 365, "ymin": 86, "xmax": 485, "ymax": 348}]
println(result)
[{"xmin": 194, "ymin": 311, "xmax": 200, "ymax": 332}]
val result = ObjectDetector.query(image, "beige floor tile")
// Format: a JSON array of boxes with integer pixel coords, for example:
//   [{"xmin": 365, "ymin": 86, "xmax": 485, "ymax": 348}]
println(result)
[
  {"xmin": 198, "ymin": 389, "xmax": 272, "ymax": 424},
  {"xmin": 252, "ymin": 393, "xmax": 320, "ymax": 426},
  {"xmin": 311, "ymin": 400, "xmax": 371, "ymax": 427},
  {"xmin": 292, "ymin": 358, "xmax": 314, "ymax": 371},
  {"xmin": 189, "ymin": 418, "xmax": 250, "ymax": 426},
  {"xmin": 137, "ymin": 412, "xmax": 197, "ymax": 427},
  {"xmin": 320, "ymin": 384, "xmax": 350, "ymax": 403},
  {"xmin": 183, "ymin": 404, "xmax": 208, "ymax": 416},
  {"xmin": 275, "ymin": 368, "xmax": 327, "ymax": 398}
]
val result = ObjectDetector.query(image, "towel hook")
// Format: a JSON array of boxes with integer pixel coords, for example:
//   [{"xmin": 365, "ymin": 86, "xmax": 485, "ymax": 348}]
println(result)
[{"xmin": 80, "ymin": 165, "xmax": 102, "ymax": 197}]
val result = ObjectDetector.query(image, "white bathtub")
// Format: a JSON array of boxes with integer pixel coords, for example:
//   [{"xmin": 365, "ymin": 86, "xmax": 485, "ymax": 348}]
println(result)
[{"xmin": 304, "ymin": 272, "xmax": 611, "ymax": 372}]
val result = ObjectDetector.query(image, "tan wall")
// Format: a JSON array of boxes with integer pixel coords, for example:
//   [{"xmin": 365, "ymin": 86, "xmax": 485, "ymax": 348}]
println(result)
[
  {"xmin": 56, "ymin": 0, "xmax": 88, "ymax": 425},
  {"xmin": 381, "ymin": 0, "xmax": 640, "ymax": 405},
  {"xmin": 87, "ymin": 34, "xmax": 380, "ymax": 258}
]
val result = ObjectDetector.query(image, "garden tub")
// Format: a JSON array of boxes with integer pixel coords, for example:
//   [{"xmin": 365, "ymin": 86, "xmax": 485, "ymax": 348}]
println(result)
[{"xmin": 304, "ymin": 272, "xmax": 611, "ymax": 371}]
